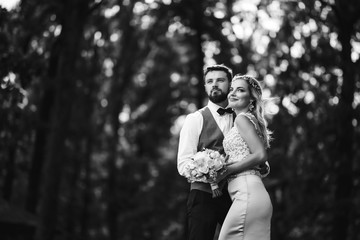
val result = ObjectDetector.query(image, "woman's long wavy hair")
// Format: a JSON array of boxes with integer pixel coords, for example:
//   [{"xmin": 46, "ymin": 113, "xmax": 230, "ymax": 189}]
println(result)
[{"xmin": 232, "ymin": 74, "xmax": 273, "ymax": 148}]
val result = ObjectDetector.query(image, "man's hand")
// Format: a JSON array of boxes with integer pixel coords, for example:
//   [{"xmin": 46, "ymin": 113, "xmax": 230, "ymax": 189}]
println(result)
[{"xmin": 256, "ymin": 161, "xmax": 270, "ymax": 178}]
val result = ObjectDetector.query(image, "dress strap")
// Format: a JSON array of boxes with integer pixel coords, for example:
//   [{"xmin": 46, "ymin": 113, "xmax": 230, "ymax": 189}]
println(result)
[{"xmin": 238, "ymin": 112, "xmax": 258, "ymax": 130}]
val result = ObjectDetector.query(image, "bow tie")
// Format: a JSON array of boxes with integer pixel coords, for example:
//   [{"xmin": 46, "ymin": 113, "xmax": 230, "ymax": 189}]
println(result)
[{"xmin": 217, "ymin": 108, "xmax": 234, "ymax": 115}]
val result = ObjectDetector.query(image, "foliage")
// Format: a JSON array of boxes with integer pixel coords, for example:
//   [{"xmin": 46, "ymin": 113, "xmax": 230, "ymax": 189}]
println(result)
[{"xmin": 0, "ymin": 0, "xmax": 359, "ymax": 240}]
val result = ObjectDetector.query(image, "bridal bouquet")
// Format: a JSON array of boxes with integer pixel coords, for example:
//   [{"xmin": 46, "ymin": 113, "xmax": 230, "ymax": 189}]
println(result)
[{"xmin": 184, "ymin": 148, "xmax": 227, "ymax": 198}]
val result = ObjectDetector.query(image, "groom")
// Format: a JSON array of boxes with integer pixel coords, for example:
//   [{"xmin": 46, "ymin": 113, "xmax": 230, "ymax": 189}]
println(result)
[
  {"xmin": 177, "ymin": 64, "xmax": 234, "ymax": 240},
  {"xmin": 177, "ymin": 64, "xmax": 270, "ymax": 240}
]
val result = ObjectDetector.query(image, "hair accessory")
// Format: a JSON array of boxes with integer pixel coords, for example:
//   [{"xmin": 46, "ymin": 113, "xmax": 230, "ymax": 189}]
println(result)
[{"xmin": 232, "ymin": 75, "xmax": 262, "ymax": 95}]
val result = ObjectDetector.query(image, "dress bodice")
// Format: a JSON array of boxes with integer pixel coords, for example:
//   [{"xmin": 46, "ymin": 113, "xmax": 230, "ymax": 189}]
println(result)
[
  {"xmin": 223, "ymin": 126, "xmax": 250, "ymax": 164},
  {"xmin": 223, "ymin": 112, "xmax": 263, "ymax": 164}
]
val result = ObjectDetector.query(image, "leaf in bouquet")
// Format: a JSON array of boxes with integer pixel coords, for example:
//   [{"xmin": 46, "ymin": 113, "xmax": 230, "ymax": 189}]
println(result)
[{"xmin": 208, "ymin": 171, "xmax": 216, "ymax": 181}]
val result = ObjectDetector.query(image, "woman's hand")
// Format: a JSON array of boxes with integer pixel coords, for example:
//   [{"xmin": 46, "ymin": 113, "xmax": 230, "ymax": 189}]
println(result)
[
  {"xmin": 215, "ymin": 162, "xmax": 235, "ymax": 183},
  {"xmin": 215, "ymin": 171, "xmax": 227, "ymax": 183}
]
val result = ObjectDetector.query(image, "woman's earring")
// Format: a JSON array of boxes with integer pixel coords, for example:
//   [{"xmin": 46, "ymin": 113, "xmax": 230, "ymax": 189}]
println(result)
[{"xmin": 249, "ymin": 102, "xmax": 254, "ymax": 112}]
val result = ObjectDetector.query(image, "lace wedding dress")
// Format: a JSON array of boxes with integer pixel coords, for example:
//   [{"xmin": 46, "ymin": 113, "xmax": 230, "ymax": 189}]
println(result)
[{"xmin": 218, "ymin": 112, "xmax": 272, "ymax": 240}]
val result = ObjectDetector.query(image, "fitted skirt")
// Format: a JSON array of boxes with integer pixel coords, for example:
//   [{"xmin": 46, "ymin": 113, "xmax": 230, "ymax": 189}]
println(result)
[{"xmin": 218, "ymin": 172, "xmax": 272, "ymax": 240}]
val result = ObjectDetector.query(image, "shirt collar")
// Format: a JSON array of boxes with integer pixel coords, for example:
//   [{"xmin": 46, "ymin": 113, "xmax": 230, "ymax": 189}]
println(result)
[{"xmin": 207, "ymin": 101, "xmax": 228, "ymax": 115}]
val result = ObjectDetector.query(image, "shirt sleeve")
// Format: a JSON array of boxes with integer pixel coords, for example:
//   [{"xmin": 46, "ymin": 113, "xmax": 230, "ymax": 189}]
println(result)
[{"xmin": 177, "ymin": 112, "xmax": 202, "ymax": 177}]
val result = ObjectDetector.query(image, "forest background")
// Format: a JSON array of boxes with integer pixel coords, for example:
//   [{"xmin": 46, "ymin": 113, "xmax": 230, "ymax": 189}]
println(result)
[{"xmin": 0, "ymin": 0, "xmax": 359, "ymax": 240}]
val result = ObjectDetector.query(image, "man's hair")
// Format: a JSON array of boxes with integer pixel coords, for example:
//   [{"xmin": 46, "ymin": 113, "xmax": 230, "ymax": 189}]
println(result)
[{"xmin": 203, "ymin": 64, "xmax": 233, "ymax": 82}]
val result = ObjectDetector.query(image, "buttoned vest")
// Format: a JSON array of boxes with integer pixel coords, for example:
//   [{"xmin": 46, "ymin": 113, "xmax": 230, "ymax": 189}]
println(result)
[{"xmin": 197, "ymin": 107, "xmax": 225, "ymax": 155}]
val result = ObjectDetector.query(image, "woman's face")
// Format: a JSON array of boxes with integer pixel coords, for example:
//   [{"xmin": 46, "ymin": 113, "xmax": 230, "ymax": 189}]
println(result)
[{"xmin": 228, "ymin": 79, "xmax": 252, "ymax": 112}]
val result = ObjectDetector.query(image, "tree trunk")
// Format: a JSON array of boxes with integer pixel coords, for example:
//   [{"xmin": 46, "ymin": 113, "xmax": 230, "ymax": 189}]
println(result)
[
  {"xmin": 25, "ymin": 5, "xmax": 63, "ymax": 212},
  {"xmin": 35, "ymin": 0, "xmax": 89, "ymax": 239},
  {"xmin": 104, "ymin": 2, "xmax": 137, "ymax": 239},
  {"xmin": 80, "ymin": 137, "xmax": 92, "ymax": 240},
  {"xmin": 2, "ymin": 145, "xmax": 16, "ymax": 200},
  {"xmin": 26, "ymin": 66, "xmax": 56, "ymax": 213},
  {"xmin": 106, "ymin": 132, "xmax": 119, "ymax": 240},
  {"xmin": 79, "ymin": 47, "xmax": 99, "ymax": 240},
  {"xmin": 65, "ymin": 144, "xmax": 82, "ymax": 240},
  {"xmin": 192, "ymin": 0, "xmax": 206, "ymax": 108},
  {"xmin": 332, "ymin": 1, "xmax": 357, "ymax": 239}
]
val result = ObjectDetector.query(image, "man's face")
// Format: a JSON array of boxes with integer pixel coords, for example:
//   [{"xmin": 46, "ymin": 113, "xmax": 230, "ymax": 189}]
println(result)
[{"xmin": 204, "ymin": 70, "xmax": 230, "ymax": 103}]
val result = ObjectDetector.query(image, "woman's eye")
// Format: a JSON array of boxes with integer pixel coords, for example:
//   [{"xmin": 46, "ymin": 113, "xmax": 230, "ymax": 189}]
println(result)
[{"xmin": 236, "ymin": 88, "xmax": 244, "ymax": 92}]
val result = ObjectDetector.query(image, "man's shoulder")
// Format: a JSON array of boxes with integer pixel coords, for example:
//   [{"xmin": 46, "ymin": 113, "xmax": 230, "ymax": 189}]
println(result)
[
  {"xmin": 187, "ymin": 106, "xmax": 207, "ymax": 116},
  {"xmin": 197, "ymin": 106, "xmax": 210, "ymax": 114},
  {"xmin": 185, "ymin": 109, "xmax": 203, "ymax": 120},
  {"xmin": 182, "ymin": 108, "xmax": 207, "ymax": 126}
]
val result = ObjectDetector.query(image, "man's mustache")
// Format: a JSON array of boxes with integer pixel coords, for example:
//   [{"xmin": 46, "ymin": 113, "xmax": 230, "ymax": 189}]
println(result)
[{"xmin": 211, "ymin": 88, "xmax": 222, "ymax": 94}]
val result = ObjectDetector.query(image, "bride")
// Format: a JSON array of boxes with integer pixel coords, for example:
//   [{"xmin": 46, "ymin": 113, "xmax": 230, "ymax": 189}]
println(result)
[{"xmin": 218, "ymin": 74, "xmax": 273, "ymax": 240}]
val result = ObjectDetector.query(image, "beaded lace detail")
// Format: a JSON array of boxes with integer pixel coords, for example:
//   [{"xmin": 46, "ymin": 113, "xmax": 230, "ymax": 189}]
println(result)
[
  {"xmin": 223, "ymin": 113, "xmax": 263, "ymax": 179},
  {"xmin": 224, "ymin": 125, "xmax": 250, "ymax": 164}
]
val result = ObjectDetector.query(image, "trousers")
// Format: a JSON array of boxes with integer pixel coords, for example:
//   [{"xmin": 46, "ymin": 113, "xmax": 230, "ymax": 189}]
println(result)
[{"xmin": 186, "ymin": 187, "xmax": 232, "ymax": 240}]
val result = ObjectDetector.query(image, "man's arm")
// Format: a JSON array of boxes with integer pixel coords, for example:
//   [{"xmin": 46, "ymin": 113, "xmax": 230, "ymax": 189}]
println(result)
[{"xmin": 177, "ymin": 112, "xmax": 202, "ymax": 177}]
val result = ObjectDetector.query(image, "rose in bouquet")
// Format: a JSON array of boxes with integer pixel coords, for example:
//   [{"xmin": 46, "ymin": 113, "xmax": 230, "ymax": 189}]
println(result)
[{"xmin": 184, "ymin": 148, "xmax": 227, "ymax": 198}]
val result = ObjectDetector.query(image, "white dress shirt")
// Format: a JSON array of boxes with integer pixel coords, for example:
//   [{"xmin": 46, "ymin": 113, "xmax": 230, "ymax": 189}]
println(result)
[{"xmin": 177, "ymin": 101, "xmax": 234, "ymax": 176}]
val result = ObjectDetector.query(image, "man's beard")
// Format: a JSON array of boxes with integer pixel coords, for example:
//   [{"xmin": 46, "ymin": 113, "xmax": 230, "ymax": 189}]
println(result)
[{"xmin": 209, "ymin": 89, "xmax": 228, "ymax": 103}]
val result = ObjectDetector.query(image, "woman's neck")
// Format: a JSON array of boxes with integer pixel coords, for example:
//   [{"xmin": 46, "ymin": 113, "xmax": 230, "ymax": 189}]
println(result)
[{"xmin": 234, "ymin": 109, "xmax": 247, "ymax": 115}]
